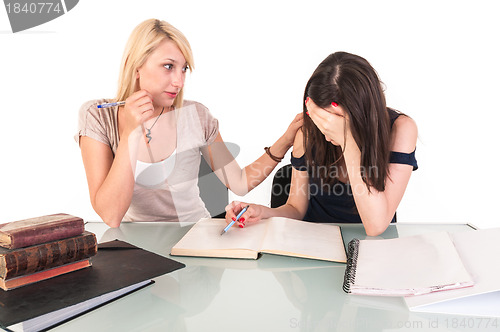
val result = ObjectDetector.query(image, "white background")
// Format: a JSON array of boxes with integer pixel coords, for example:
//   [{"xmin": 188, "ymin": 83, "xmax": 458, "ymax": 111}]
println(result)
[{"xmin": 1, "ymin": 0, "xmax": 499, "ymax": 228}]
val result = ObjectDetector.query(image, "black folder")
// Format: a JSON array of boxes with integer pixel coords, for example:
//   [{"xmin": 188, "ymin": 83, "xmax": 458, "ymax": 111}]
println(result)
[{"xmin": 0, "ymin": 240, "xmax": 185, "ymax": 330}]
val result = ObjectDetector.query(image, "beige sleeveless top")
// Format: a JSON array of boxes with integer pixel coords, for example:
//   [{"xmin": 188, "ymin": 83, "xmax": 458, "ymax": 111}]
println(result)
[{"xmin": 75, "ymin": 99, "xmax": 219, "ymax": 223}]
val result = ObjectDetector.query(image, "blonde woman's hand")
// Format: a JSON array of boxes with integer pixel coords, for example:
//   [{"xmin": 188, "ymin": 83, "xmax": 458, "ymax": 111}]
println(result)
[
  {"xmin": 283, "ymin": 113, "xmax": 304, "ymax": 146},
  {"xmin": 225, "ymin": 201, "xmax": 264, "ymax": 228},
  {"xmin": 119, "ymin": 89, "xmax": 155, "ymax": 137}
]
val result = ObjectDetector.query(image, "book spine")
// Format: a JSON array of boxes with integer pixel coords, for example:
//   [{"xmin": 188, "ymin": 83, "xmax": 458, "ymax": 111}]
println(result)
[
  {"xmin": 1, "ymin": 232, "xmax": 97, "ymax": 279},
  {"xmin": 9, "ymin": 217, "xmax": 85, "ymax": 249},
  {"xmin": 1, "ymin": 259, "xmax": 92, "ymax": 291},
  {"xmin": 342, "ymin": 238, "xmax": 360, "ymax": 293}
]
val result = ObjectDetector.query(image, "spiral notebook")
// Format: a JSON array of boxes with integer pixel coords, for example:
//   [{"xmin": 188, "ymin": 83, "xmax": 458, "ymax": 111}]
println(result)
[{"xmin": 342, "ymin": 231, "xmax": 474, "ymax": 296}]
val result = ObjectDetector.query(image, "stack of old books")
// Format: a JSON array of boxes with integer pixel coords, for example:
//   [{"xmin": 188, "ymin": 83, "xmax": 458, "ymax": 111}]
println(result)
[{"xmin": 0, "ymin": 213, "xmax": 97, "ymax": 291}]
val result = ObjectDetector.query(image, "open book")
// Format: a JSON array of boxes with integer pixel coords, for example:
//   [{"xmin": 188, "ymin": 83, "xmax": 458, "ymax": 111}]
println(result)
[
  {"xmin": 343, "ymin": 231, "xmax": 474, "ymax": 296},
  {"xmin": 171, "ymin": 217, "xmax": 347, "ymax": 263}
]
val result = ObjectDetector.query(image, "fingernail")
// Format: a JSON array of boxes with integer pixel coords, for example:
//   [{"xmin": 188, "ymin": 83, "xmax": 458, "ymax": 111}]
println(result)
[
  {"xmin": 306, "ymin": 111, "xmax": 310, "ymax": 116},
  {"xmin": 305, "ymin": 97, "xmax": 309, "ymax": 104},
  {"xmin": 232, "ymin": 217, "xmax": 236, "ymax": 221},
  {"xmin": 239, "ymin": 218, "xmax": 245, "ymax": 223},
  {"xmin": 332, "ymin": 102, "xmax": 338, "ymax": 107},
  {"xmin": 239, "ymin": 224, "xmax": 244, "ymax": 228}
]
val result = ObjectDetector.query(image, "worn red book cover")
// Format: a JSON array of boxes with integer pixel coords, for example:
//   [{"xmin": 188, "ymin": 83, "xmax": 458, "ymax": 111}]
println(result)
[
  {"xmin": 0, "ymin": 231, "xmax": 97, "ymax": 280},
  {"xmin": 1, "ymin": 259, "xmax": 91, "ymax": 291},
  {"xmin": 0, "ymin": 213, "xmax": 85, "ymax": 249}
]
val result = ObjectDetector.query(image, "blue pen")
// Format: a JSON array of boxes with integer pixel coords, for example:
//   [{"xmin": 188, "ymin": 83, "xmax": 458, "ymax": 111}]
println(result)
[
  {"xmin": 220, "ymin": 205, "xmax": 249, "ymax": 235},
  {"xmin": 97, "ymin": 101, "xmax": 126, "ymax": 108}
]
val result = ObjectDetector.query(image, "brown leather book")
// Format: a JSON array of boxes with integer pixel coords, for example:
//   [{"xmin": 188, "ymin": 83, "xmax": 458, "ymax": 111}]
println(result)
[
  {"xmin": 0, "ymin": 213, "xmax": 85, "ymax": 249},
  {"xmin": 0, "ymin": 259, "xmax": 91, "ymax": 291},
  {"xmin": 0, "ymin": 231, "xmax": 97, "ymax": 280}
]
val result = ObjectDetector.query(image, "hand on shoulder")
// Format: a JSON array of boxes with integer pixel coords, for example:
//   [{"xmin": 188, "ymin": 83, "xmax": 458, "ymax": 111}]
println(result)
[
  {"xmin": 292, "ymin": 128, "xmax": 305, "ymax": 158},
  {"xmin": 283, "ymin": 113, "xmax": 304, "ymax": 146}
]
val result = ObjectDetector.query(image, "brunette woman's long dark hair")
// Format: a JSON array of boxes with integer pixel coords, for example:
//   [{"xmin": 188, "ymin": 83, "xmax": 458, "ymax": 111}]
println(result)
[{"xmin": 303, "ymin": 52, "xmax": 391, "ymax": 191}]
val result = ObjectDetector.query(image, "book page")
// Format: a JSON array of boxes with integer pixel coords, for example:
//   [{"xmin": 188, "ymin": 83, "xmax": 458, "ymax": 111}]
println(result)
[
  {"xmin": 352, "ymin": 232, "xmax": 473, "ymax": 295},
  {"xmin": 259, "ymin": 217, "xmax": 347, "ymax": 263},
  {"xmin": 170, "ymin": 218, "xmax": 269, "ymax": 258},
  {"xmin": 405, "ymin": 227, "xmax": 500, "ymax": 312}
]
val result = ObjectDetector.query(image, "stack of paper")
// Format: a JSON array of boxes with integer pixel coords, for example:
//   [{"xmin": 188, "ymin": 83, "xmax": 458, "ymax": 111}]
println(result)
[{"xmin": 405, "ymin": 228, "xmax": 500, "ymax": 317}]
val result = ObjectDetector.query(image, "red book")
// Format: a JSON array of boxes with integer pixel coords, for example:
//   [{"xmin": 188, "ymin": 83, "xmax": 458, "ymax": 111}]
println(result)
[
  {"xmin": 0, "ymin": 259, "xmax": 92, "ymax": 291},
  {"xmin": 0, "ymin": 213, "xmax": 85, "ymax": 249}
]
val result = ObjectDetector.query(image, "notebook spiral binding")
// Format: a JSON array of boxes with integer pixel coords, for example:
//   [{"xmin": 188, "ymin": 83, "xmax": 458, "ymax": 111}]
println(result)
[{"xmin": 342, "ymin": 238, "xmax": 360, "ymax": 293}]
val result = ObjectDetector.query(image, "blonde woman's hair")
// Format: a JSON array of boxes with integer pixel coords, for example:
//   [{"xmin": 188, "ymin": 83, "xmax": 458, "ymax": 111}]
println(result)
[{"xmin": 115, "ymin": 19, "xmax": 194, "ymax": 108}]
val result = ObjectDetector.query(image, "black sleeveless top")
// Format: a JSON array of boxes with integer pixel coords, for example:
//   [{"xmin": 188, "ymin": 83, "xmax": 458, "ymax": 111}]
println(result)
[{"xmin": 291, "ymin": 109, "xmax": 418, "ymax": 224}]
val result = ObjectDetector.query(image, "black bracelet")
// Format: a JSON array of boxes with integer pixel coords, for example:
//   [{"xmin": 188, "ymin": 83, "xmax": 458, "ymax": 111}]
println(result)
[{"xmin": 264, "ymin": 147, "xmax": 283, "ymax": 162}]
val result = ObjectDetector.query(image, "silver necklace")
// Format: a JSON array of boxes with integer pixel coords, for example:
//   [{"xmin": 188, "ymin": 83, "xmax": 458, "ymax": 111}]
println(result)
[{"xmin": 145, "ymin": 107, "xmax": 164, "ymax": 144}]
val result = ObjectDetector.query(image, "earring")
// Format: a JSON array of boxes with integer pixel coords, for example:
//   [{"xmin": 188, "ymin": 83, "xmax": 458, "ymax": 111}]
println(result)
[{"xmin": 331, "ymin": 102, "xmax": 338, "ymax": 107}]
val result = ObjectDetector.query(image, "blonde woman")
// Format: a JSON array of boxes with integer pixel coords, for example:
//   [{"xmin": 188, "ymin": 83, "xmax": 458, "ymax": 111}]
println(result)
[{"xmin": 75, "ymin": 19, "xmax": 302, "ymax": 227}]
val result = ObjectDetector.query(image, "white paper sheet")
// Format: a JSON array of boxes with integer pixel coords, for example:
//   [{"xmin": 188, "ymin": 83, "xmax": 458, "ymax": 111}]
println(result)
[{"xmin": 405, "ymin": 228, "xmax": 500, "ymax": 316}]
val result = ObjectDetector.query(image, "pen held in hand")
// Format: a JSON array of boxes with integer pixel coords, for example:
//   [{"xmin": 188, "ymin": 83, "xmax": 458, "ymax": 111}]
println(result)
[
  {"xmin": 97, "ymin": 101, "xmax": 126, "ymax": 109},
  {"xmin": 220, "ymin": 205, "xmax": 249, "ymax": 236}
]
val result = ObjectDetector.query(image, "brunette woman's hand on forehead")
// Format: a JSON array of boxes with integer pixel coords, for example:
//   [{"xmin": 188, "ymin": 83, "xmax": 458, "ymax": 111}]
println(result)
[
  {"xmin": 120, "ymin": 90, "xmax": 154, "ymax": 137},
  {"xmin": 225, "ymin": 201, "xmax": 264, "ymax": 228},
  {"xmin": 305, "ymin": 98, "xmax": 351, "ymax": 147}
]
